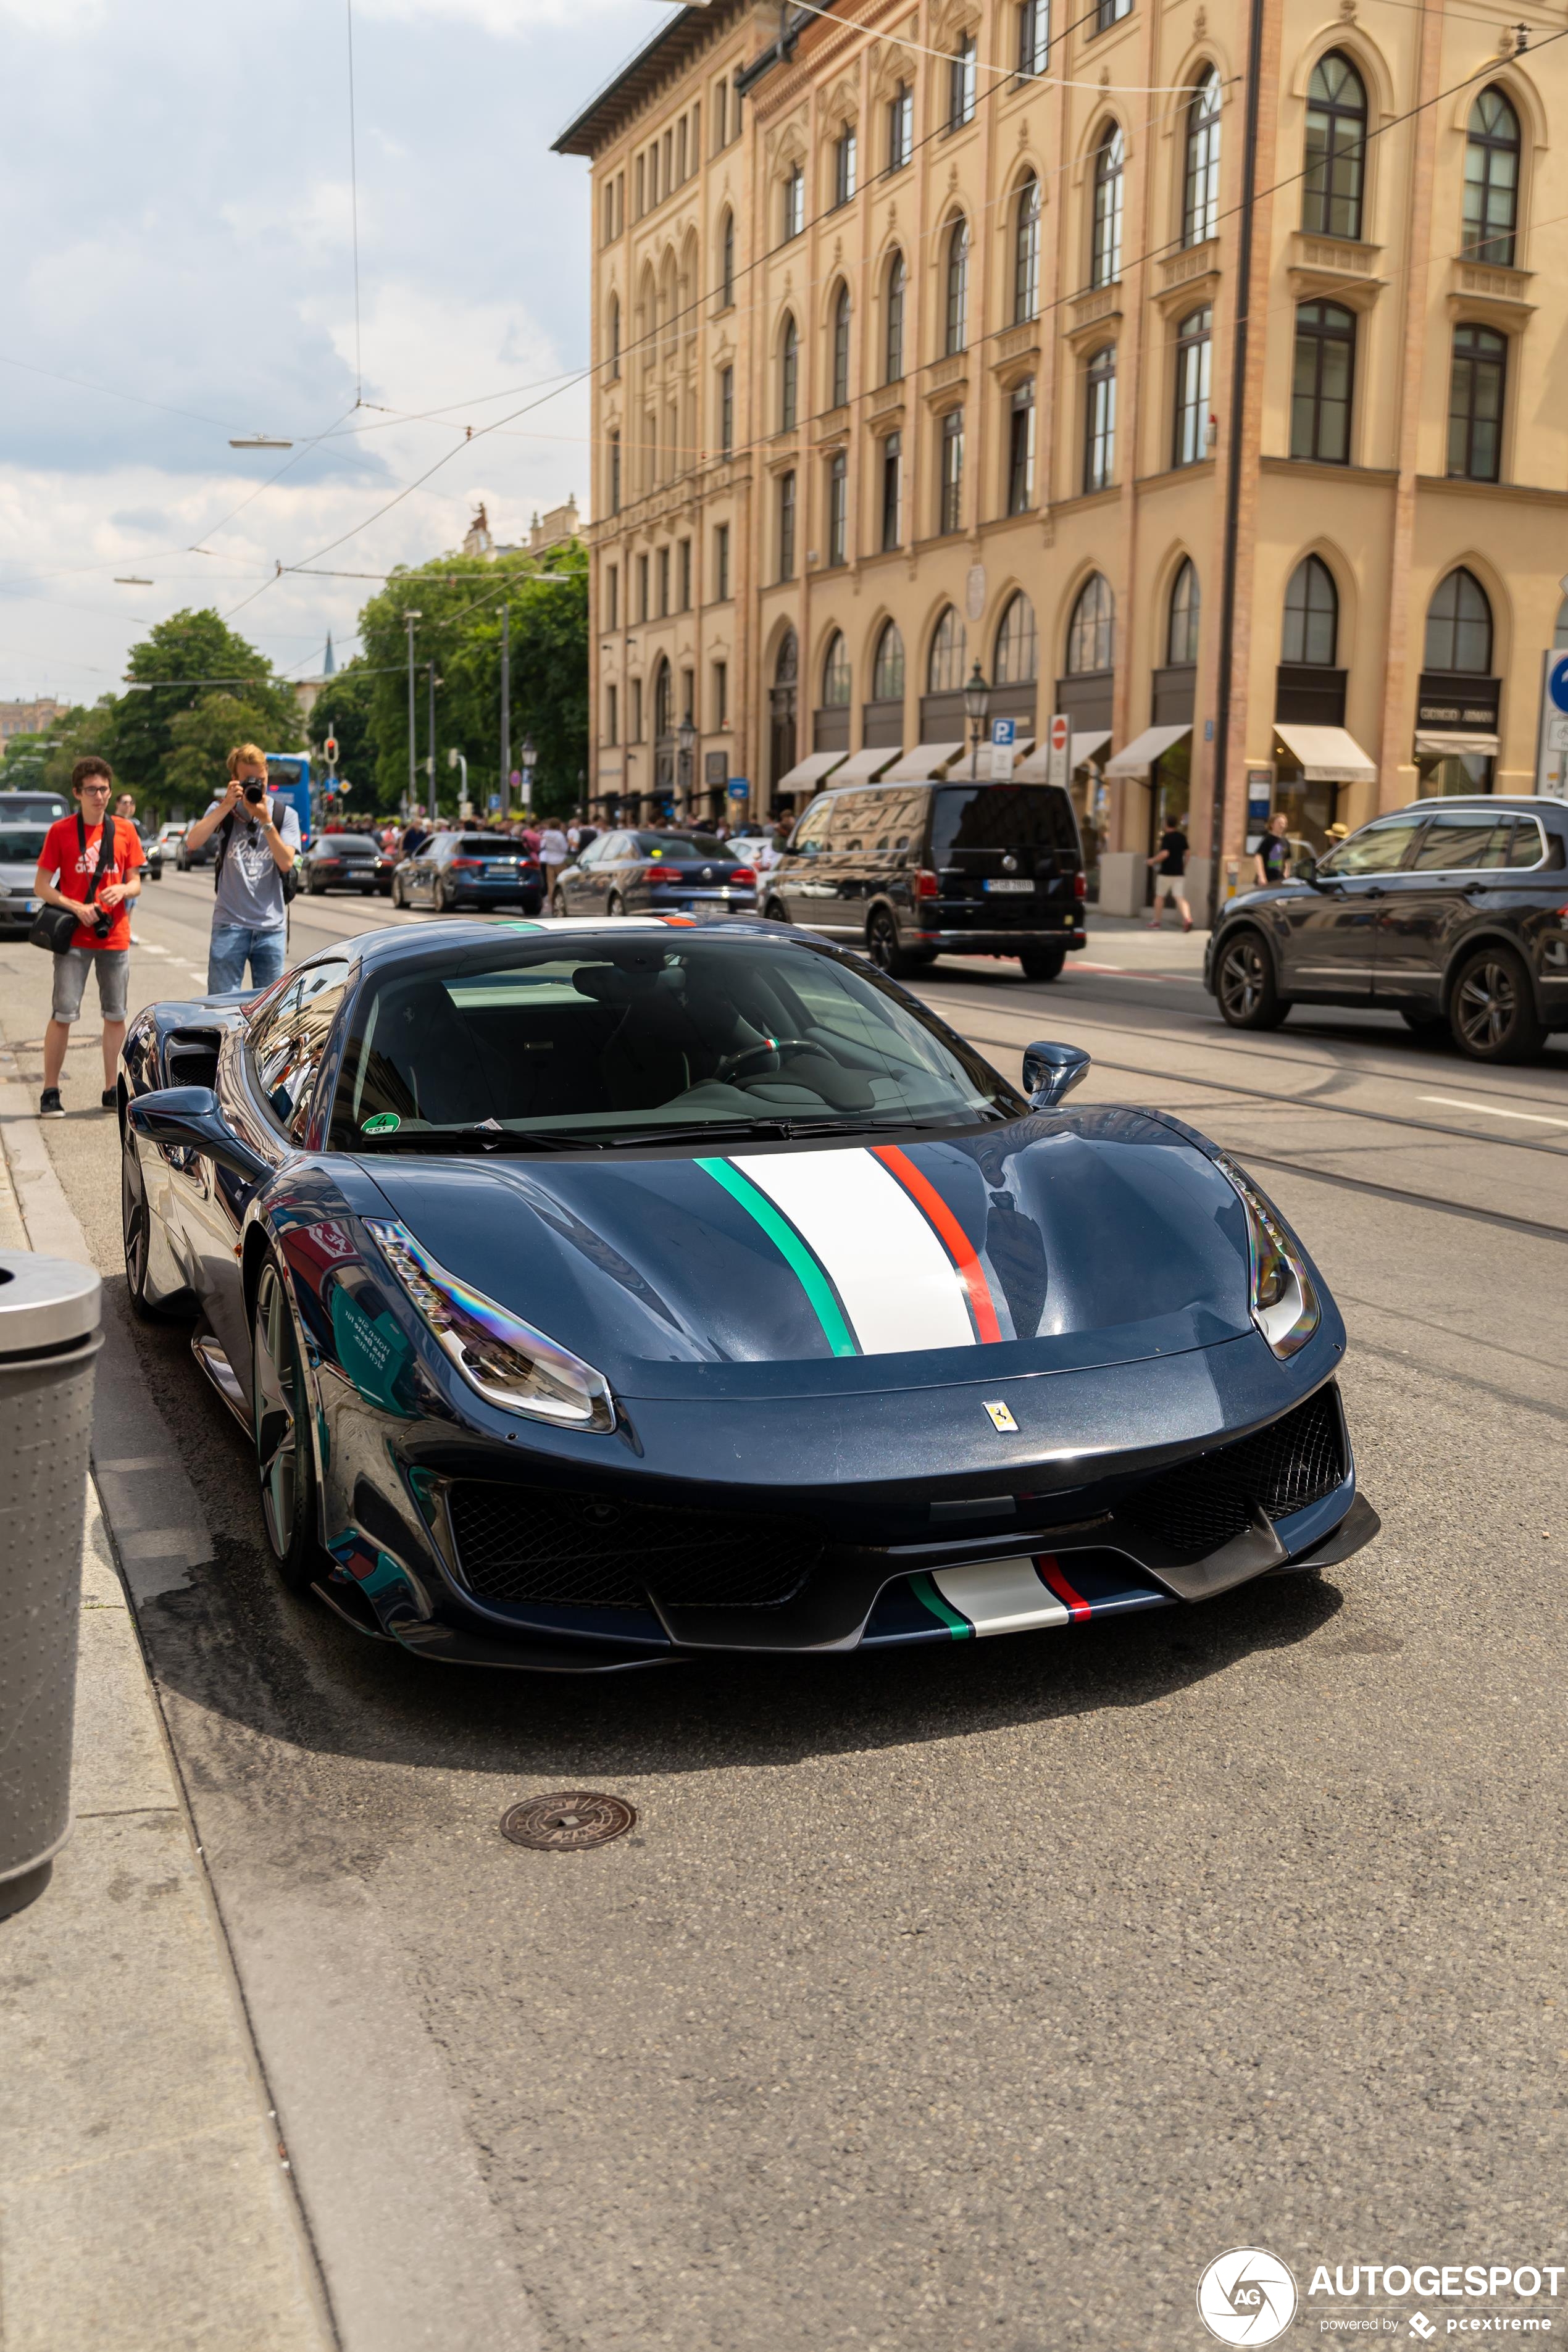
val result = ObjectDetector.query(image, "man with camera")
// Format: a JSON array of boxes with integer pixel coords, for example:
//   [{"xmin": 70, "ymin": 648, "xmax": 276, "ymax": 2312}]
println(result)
[
  {"xmin": 182, "ymin": 742, "xmax": 301, "ymax": 992},
  {"xmin": 33, "ymin": 755, "xmax": 144, "ymax": 1117}
]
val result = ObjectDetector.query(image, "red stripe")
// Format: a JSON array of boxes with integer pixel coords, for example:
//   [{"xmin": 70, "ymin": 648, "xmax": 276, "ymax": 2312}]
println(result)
[
  {"xmin": 872, "ymin": 1143, "xmax": 1003, "ymax": 1344},
  {"xmin": 1036, "ymin": 1554, "xmax": 1091, "ymax": 1623}
]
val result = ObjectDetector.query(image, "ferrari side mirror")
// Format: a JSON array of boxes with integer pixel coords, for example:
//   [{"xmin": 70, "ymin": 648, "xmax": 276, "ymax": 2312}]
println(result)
[
  {"xmin": 127, "ymin": 1086, "xmax": 268, "ymax": 1184},
  {"xmin": 1022, "ymin": 1040, "xmax": 1090, "ymax": 1109}
]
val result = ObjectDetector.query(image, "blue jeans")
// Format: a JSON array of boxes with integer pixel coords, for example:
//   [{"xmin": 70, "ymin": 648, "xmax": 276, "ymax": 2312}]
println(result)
[{"xmin": 208, "ymin": 923, "xmax": 287, "ymax": 993}]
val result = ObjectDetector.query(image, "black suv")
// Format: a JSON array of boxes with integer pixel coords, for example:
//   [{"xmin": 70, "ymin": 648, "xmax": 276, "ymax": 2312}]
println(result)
[
  {"xmin": 763, "ymin": 778, "xmax": 1086, "ymax": 980},
  {"xmin": 1205, "ymin": 795, "xmax": 1568, "ymax": 1061}
]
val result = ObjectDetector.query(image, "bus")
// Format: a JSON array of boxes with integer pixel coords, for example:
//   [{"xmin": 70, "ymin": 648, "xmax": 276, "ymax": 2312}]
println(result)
[{"xmin": 265, "ymin": 753, "xmax": 314, "ymax": 847}]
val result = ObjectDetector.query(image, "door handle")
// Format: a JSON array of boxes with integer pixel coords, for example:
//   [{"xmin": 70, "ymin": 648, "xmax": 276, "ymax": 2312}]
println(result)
[{"xmin": 1362, "ymin": 885, "xmax": 1386, "ymax": 899}]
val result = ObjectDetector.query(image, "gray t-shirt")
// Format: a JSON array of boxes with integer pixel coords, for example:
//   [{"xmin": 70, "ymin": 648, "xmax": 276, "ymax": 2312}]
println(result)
[{"xmin": 204, "ymin": 797, "xmax": 302, "ymax": 931}]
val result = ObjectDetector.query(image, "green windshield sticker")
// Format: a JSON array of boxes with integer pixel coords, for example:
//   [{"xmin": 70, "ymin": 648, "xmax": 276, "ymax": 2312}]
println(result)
[{"xmin": 361, "ymin": 1112, "xmax": 401, "ymax": 1135}]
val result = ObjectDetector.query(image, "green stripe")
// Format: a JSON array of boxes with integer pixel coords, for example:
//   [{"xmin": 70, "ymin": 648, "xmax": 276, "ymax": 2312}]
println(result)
[
  {"xmin": 696, "ymin": 1157, "xmax": 859, "ymax": 1357},
  {"xmin": 911, "ymin": 1572, "xmax": 972, "ymax": 1640}
]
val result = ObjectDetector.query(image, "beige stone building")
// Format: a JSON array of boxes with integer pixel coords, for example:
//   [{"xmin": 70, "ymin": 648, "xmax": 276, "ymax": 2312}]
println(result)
[{"xmin": 555, "ymin": 0, "xmax": 1568, "ymax": 911}]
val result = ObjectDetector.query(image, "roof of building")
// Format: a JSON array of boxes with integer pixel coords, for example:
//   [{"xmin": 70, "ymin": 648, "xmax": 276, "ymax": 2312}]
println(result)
[{"xmin": 553, "ymin": 2, "xmax": 743, "ymax": 158}]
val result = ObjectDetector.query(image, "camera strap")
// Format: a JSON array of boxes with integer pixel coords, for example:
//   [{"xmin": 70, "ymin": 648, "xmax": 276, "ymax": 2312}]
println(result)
[{"xmin": 77, "ymin": 812, "xmax": 117, "ymax": 905}]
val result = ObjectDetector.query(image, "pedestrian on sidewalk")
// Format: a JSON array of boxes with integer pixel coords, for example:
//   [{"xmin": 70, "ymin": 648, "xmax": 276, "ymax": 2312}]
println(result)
[
  {"xmin": 33, "ymin": 756, "xmax": 144, "ymax": 1117},
  {"xmin": 1254, "ymin": 809, "xmax": 1291, "ymax": 890},
  {"xmin": 1146, "ymin": 811, "xmax": 1193, "ymax": 933},
  {"xmin": 537, "ymin": 819, "xmax": 569, "ymax": 899},
  {"xmin": 181, "ymin": 744, "xmax": 301, "ymax": 993}
]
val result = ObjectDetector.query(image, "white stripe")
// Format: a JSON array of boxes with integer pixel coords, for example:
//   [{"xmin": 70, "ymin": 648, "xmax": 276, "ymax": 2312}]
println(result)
[
  {"xmin": 931, "ymin": 1557, "xmax": 1069, "ymax": 1638},
  {"xmin": 1420, "ymin": 1094, "xmax": 1568, "ymax": 1131},
  {"xmin": 730, "ymin": 1146, "xmax": 974, "ymax": 1355}
]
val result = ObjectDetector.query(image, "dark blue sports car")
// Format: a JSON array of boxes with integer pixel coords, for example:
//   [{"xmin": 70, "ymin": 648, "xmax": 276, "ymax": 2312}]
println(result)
[{"xmin": 118, "ymin": 915, "xmax": 1376, "ymax": 1671}]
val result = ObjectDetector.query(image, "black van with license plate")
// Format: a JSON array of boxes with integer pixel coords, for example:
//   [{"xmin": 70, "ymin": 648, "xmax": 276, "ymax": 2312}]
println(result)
[{"xmin": 764, "ymin": 780, "xmax": 1087, "ymax": 980}]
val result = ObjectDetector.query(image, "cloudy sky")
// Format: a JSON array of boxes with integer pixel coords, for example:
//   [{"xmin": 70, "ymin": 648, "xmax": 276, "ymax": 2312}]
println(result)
[{"xmin": 0, "ymin": 0, "xmax": 653, "ymax": 705}]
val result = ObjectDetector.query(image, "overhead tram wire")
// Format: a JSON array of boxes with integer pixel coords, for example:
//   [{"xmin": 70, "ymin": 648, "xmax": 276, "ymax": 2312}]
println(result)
[{"xmin": 346, "ymin": 0, "xmax": 364, "ymax": 407}]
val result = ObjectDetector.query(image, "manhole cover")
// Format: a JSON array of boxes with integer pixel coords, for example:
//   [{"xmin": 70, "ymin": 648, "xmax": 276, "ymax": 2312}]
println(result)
[{"xmin": 500, "ymin": 1791, "xmax": 636, "ymax": 1851}]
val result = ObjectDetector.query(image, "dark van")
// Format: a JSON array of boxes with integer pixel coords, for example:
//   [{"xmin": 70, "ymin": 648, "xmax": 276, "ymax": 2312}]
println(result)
[{"xmin": 763, "ymin": 779, "xmax": 1086, "ymax": 980}]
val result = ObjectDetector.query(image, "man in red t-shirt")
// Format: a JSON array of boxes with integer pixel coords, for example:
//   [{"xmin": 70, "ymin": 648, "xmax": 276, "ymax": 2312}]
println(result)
[{"xmin": 34, "ymin": 755, "xmax": 144, "ymax": 1117}]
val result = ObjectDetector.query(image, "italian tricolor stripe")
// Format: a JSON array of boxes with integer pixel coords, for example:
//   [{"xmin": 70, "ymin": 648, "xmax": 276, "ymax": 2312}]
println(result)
[
  {"xmin": 920, "ymin": 1556, "xmax": 1072, "ymax": 1638},
  {"xmin": 694, "ymin": 1157, "xmax": 857, "ymax": 1356},
  {"xmin": 871, "ymin": 1142, "xmax": 1003, "ymax": 1343}
]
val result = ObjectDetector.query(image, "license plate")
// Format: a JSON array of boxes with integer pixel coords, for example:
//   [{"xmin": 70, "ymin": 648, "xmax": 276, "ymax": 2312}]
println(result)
[{"xmin": 985, "ymin": 877, "xmax": 1033, "ymax": 894}]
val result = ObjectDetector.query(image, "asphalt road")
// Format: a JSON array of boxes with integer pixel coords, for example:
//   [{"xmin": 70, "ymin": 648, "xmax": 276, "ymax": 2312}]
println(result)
[{"xmin": 4, "ymin": 874, "xmax": 1566, "ymax": 2352}]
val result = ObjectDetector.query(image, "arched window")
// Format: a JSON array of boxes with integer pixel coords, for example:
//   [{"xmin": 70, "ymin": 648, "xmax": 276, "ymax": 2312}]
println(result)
[
  {"xmin": 1282, "ymin": 556, "xmax": 1338, "ymax": 665},
  {"xmin": 1290, "ymin": 301, "xmax": 1356, "ymax": 464},
  {"xmin": 994, "ymin": 591, "xmax": 1039, "ymax": 685},
  {"xmin": 608, "ymin": 293, "xmax": 621, "ymax": 380},
  {"xmin": 1448, "ymin": 325, "xmax": 1506, "ymax": 482},
  {"xmin": 775, "ymin": 629, "xmax": 799, "ymax": 684},
  {"xmin": 831, "ymin": 283, "xmax": 851, "ymax": 409},
  {"xmin": 653, "ymin": 657, "xmax": 673, "ymax": 740},
  {"xmin": 1083, "ymin": 345, "xmax": 1116, "ymax": 493},
  {"xmin": 1091, "ymin": 125, "xmax": 1125, "ymax": 288},
  {"xmin": 1303, "ymin": 52, "xmax": 1367, "ymax": 241},
  {"xmin": 1424, "ymin": 569, "xmax": 1493, "ymax": 674},
  {"xmin": 1183, "ymin": 70, "xmax": 1222, "ymax": 247},
  {"xmin": 779, "ymin": 314, "xmax": 798, "ymax": 432},
  {"xmin": 1013, "ymin": 173, "xmax": 1040, "ymax": 323},
  {"xmin": 872, "ymin": 619, "xmax": 905, "ymax": 702},
  {"xmin": 884, "ymin": 251, "xmax": 906, "ymax": 383},
  {"xmin": 945, "ymin": 217, "xmax": 970, "ymax": 355},
  {"xmin": 719, "ymin": 210, "xmax": 735, "ymax": 307},
  {"xmin": 928, "ymin": 606, "xmax": 967, "ymax": 692},
  {"xmin": 822, "ymin": 631, "xmax": 851, "ymax": 706},
  {"xmin": 1067, "ymin": 574, "xmax": 1114, "ymax": 675},
  {"xmin": 1463, "ymin": 88, "xmax": 1520, "ymax": 266},
  {"xmin": 1167, "ymin": 560, "xmax": 1201, "ymax": 667}
]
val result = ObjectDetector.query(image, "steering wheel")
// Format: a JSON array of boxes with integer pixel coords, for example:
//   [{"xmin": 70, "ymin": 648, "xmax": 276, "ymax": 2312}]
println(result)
[{"xmin": 714, "ymin": 1036, "xmax": 817, "ymax": 1085}]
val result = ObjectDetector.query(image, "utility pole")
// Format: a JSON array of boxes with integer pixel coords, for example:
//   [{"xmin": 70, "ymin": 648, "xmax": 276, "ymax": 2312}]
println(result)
[
  {"xmin": 426, "ymin": 662, "xmax": 438, "ymax": 820},
  {"xmin": 403, "ymin": 611, "xmax": 423, "ymax": 815},
  {"xmin": 499, "ymin": 603, "xmax": 511, "ymax": 814}
]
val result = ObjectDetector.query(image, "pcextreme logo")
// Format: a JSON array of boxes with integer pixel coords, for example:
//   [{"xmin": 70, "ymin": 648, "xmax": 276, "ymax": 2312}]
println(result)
[{"xmin": 1197, "ymin": 2249, "xmax": 1300, "ymax": 2345}]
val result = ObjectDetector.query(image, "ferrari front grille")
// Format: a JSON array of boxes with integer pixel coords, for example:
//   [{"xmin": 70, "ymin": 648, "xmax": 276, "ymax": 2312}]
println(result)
[
  {"xmin": 1118, "ymin": 1387, "xmax": 1345, "ymax": 1564},
  {"xmin": 446, "ymin": 1480, "xmax": 823, "ymax": 1611}
]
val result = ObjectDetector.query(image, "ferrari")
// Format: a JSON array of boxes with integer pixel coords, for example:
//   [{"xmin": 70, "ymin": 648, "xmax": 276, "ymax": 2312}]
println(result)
[{"xmin": 119, "ymin": 915, "xmax": 1377, "ymax": 1670}]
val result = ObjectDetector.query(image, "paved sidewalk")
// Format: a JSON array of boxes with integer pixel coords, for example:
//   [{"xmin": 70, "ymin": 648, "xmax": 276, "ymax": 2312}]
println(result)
[{"xmin": 0, "ymin": 1072, "xmax": 332, "ymax": 2350}]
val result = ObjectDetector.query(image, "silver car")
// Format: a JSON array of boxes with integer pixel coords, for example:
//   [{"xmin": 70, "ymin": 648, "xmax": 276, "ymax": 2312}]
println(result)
[{"xmin": 0, "ymin": 822, "xmax": 47, "ymax": 933}]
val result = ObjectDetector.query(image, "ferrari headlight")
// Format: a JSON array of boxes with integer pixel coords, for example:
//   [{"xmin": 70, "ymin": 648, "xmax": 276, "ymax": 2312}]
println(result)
[
  {"xmin": 1214, "ymin": 1156, "xmax": 1320, "ymax": 1358},
  {"xmin": 365, "ymin": 1219, "xmax": 615, "ymax": 1431}
]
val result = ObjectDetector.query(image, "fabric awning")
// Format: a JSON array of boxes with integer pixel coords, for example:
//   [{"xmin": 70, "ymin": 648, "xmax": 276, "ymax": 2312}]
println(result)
[
  {"xmin": 778, "ymin": 749, "xmax": 848, "ymax": 791},
  {"xmin": 1272, "ymin": 723, "xmax": 1377, "ymax": 785},
  {"xmin": 1414, "ymin": 729, "xmax": 1499, "ymax": 759},
  {"xmin": 883, "ymin": 742, "xmax": 967, "ymax": 781},
  {"xmin": 832, "ymin": 745, "xmax": 903, "ymax": 782},
  {"xmin": 1104, "ymin": 724, "xmax": 1190, "ymax": 780},
  {"xmin": 1012, "ymin": 730, "xmax": 1110, "ymax": 782}
]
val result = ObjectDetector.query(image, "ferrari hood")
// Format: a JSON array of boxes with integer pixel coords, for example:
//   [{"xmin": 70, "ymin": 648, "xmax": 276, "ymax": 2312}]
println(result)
[{"xmin": 354, "ymin": 1107, "xmax": 1258, "ymax": 1401}]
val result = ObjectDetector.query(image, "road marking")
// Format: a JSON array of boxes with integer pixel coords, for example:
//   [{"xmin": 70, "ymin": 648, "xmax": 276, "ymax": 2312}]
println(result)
[{"xmin": 1420, "ymin": 1094, "xmax": 1568, "ymax": 1130}]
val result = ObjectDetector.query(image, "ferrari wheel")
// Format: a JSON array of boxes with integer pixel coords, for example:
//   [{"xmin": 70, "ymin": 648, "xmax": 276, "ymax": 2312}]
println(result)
[
  {"xmin": 1216, "ymin": 929, "xmax": 1291, "ymax": 1030},
  {"xmin": 251, "ymin": 1256, "xmax": 322, "ymax": 1595},
  {"xmin": 1449, "ymin": 945, "xmax": 1543, "ymax": 1063},
  {"xmin": 121, "ymin": 1119, "xmax": 185, "ymax": 1323}
]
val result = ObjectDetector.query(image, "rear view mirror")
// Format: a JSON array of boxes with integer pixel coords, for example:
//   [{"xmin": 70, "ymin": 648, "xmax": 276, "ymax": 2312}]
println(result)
[
  {"xmin": 1022, "ymin": 1041, "xmax": 1091, "ymax": 1109},
  {"xmin": 1293, "ymin": 853, "xmax": 1319, "ymax": 884},
  {"xmin": 127, "ymin": 1086, "xmax": 268, "ymax": 1183}
]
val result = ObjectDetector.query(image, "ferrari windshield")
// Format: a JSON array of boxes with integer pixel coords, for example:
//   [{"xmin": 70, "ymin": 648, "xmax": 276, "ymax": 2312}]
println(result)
[{"xmin": 330, "ymin": 932, "xmax": 1020, "ymax": 1149}]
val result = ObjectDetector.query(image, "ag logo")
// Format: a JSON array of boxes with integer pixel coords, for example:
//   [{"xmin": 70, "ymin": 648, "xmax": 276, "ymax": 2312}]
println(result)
[{"xmin": 1196, "ymin": 2248, "xmax": 1299, "ymax": 2345}]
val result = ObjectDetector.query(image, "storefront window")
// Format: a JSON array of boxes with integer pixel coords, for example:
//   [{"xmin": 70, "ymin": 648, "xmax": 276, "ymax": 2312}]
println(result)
[{"xmin": 1415, "ymin": 749, "xmax": 1494, "ymax": 797}]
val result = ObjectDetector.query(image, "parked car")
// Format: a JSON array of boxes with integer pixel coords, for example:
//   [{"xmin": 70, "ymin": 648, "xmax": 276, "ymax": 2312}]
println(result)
[
  {"xmin": 0, "ymin": 821, "xmax": 48, "ymax": 932},
  {"xmin": 393, "ymin": 832, "xmax": 543, "ymax": 914},
  {"xmin": 155, "ymin": 822, "xmax": 188, "ymax": 869},
  {"xmin": 762, "ymin": 779, "xmax": 1087, "ymax": 981},
  {"xmin": 551, "ymin": 830, "xmax": 757, "ymax": 919},
  {"xmin": 1206, "ymin": 795, "xmax": 1568, "ymax": 1062},
  {"xmin": 0, "ymin": 790, "xmax": 67, "ymax": 825},
  {"xmin": 303, "ymin": 833, "xmax": 396, "ymax": 897},
  {"xmin": 119, "ymin": 917, "xmax": 1375, "ymax": 1670},
  {"xmin": 138, "ymin": 827, "xmax": 164, "ymax": 880},
  {"xmin": 175, "ymin": 825, "xmax": 217, "ymax": 872}
]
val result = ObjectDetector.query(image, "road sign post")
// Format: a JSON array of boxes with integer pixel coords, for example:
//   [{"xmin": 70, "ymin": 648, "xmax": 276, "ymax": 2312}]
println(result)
[
  {"xmin": 1536, "ymin": 649, "xmax": 1568, "ymax": 802},
  {"xmin": 1045, "ymin": 713, "xmax": 1070, "ymax": 793},
  {"xmin": 988, "ymin": 717, "xmax": 1016, "ymax": 782}
]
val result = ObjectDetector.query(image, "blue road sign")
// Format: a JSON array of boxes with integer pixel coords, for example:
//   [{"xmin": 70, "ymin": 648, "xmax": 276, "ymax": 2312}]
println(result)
[
  {"xmin": 1549, "ymin": 655, "xmax": 1568, "ymax": 714},
  {"xmin": 727, "ymin": 778, "xmax": 749, "ymax": 799},
  {"xmin": 990, "ymin": 717, "xmax": 1016, "ymax": 748}
]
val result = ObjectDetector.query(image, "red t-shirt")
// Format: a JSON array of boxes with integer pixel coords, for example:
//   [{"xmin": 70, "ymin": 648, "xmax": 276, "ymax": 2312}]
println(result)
[{"xmin": 39, "ymin": 815, "xmax": 145, "ymax": 951}]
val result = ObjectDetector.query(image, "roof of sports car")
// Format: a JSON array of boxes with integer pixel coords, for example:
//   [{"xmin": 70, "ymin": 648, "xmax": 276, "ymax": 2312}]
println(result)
[{"xmin": 352, "ymin": 914, "xmax": 796, "ymax": 968}]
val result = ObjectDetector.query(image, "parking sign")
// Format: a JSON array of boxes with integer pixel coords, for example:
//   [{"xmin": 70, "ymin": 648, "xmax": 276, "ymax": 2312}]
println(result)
[{"xmin": 989, "ymin": 716, "xmax": 1016, "ymax": 782}]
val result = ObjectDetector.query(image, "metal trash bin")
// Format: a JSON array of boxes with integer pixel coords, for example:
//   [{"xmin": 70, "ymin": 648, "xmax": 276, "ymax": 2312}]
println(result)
[{"xmin": 0, "ymin": 1251, "xmax": 102, "ymax": 1917}]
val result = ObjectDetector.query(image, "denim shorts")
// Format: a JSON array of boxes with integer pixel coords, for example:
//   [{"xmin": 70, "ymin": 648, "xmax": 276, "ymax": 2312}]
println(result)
[{"xmin": 51, "ymin": 946, "xmax": 129, "ymax": 1024}]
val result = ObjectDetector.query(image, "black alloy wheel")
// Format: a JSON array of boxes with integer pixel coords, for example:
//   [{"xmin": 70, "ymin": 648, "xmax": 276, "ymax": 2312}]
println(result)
[
  {"xmin": 1018, "ymin": 945, "xmax": 1066, "ymax": 983},
  {"xmin": 1449, "ymin": 944, "xmax": 1543, "ymax": 1063},
  {"xmin": 866, "ymin": 906, "xmax": 919, "ymax": 980},
  {"xmin": 763, "ymin": 897, "xmax": 790, "ymax": 925},
  {"xmin": 1216, "ymin": 928, "xmax": 1291, "ymax": 1030},
  {"xmin": 120, "ymin": 1118, "xmax": 185, "ymax": 1323},
  {"xmin": 251, "ymin": 1256, "xmax": 323, "ymax": 1595},
  {"xmin": 392, "ymin": 874, "xmax": 406, "ymax": 908}
]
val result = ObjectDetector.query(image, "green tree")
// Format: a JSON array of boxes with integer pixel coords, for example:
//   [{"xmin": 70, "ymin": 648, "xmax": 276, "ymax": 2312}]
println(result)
[
  {"xmin": 306, "ymin": 660, "xmax": 379, "ymax": 812},
  {"xmin": 163, "ymin": 691, "xmax": 294, "ymax": 806},
  {"xmin": 352, "ymin": 544, "xmax": 588, "ymax": 817},
  {"xmin": 114, "ymin": 609, "xmax": 302, "ymax": 796}
]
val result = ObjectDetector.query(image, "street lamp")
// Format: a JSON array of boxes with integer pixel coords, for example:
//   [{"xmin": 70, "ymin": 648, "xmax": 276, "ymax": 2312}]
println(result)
[
  {"xmin": 677, "ymin": 715, "xmax": 696, "ymax": 822},
  {"xmin": 964, "ymin": 660, "xmax": 991, "ymax": 782},
  {"xmin": 447, "ymin": 743, "xmax": 470, "ymax": 817},
  {"xmin": 403, "ymin": 611, "xmax": 423, "ymax": 816},
  {"xmin": 520, "ymin": 735, "xmax": 537, "ymax": 812}
]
